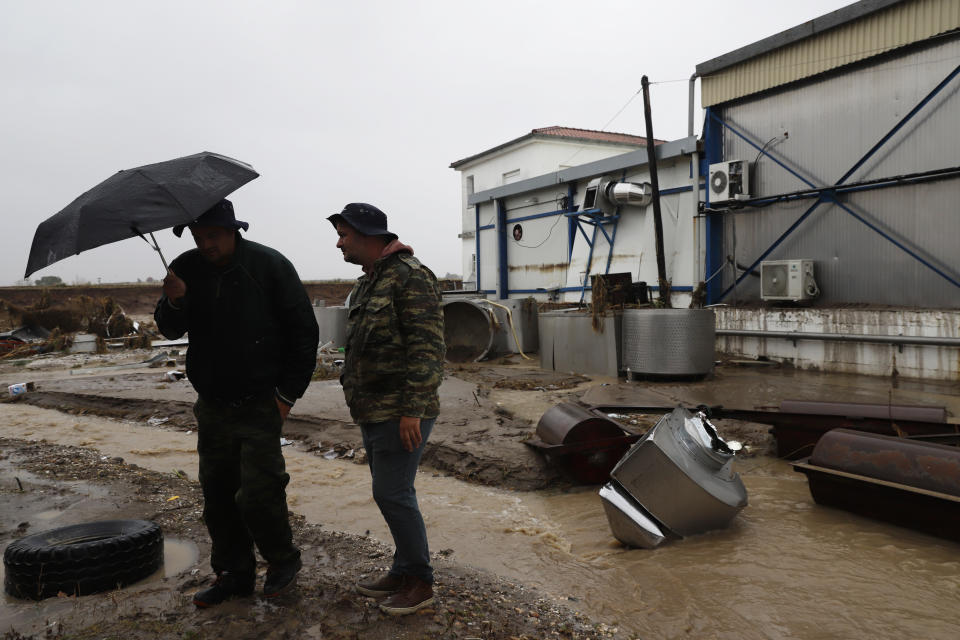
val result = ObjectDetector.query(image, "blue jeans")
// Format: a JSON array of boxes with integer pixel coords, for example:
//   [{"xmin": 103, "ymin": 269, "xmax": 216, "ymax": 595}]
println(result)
[{"xmin": 360, "ymin": 418, "xmax": 434, "ymax": 584}]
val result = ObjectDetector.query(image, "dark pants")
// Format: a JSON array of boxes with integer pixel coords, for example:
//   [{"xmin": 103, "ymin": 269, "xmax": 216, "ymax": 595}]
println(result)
[
  {"xmin": 360, "ymin": 418, "xmax": 435, "ymax": 585},
  {"xmin": 195, "ymin": 394, "xmax": 299, "ymax": 577}
]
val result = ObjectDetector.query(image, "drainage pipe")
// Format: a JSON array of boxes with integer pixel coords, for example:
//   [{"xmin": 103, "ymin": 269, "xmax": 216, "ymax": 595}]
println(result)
[
  {"xmin": 716, "ymin": 328, "xmax": 960, "ymax": 348},
  {"xmin": 689, "ymin": 72, "xmax": 702, "ymax": 288}
]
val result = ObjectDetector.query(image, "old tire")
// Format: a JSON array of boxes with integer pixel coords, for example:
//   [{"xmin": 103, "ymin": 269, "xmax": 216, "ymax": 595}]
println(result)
[{"xmin": 3, "ymin": 519, "xmax": 163, "ymax": 600}]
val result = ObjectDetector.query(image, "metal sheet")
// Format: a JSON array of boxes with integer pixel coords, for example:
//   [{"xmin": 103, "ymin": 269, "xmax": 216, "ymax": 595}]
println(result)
[
  {"xmin": 538, "ymin": 310, "xmax": 621, "ymax": 377},
  {"xmin": 599, "ymin": 482, "xmax": 666, "ymax": 549},
  {"xmin": 779, "ymin": 400, "xmax": 947, "ymax": 423},
  {"xmin": 717, "ymin": 36, "xmax": 960, "ymax": 307},
  {"xmin": 313, "ymin": 305, "xmax": 348, "ymax": 349},
  {"xmin": 700, "ymin": 0, "xmax": 960, "ymax": 107}
]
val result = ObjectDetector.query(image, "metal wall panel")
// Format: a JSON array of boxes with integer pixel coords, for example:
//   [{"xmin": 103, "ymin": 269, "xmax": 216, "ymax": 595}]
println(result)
[
  {"xmin": 702, "ymin": 0, "xmax": 960, "ymax": 107},
  {"xmin": 715, "ymin": 37, "xmax": 960, "ymax": 306}
]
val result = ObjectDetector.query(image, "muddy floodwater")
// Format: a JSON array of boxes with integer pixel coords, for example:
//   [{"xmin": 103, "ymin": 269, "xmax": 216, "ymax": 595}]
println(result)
[{"xmin": 2, "ymin": 402, "xmax": 958, "ymax": 639}]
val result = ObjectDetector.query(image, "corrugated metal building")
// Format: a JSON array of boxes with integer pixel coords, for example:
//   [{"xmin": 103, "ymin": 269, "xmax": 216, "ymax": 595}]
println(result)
[{"xmin": 698, "ymin": 0, "xmax": 960, "ymax": 307}]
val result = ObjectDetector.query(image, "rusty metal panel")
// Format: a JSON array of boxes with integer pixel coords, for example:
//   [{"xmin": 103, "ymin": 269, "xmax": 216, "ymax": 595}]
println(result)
[
  {"xmin": 779, "ymin": 399, "xmax": 947, "ymax": 423},
  {"xmin": 702, "ymin": 0, "xmax": 960, "ymax": 107}
]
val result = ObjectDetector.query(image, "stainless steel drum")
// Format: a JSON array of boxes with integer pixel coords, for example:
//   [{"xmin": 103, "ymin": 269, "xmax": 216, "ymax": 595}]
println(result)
[
  {"xmin": 609, "ymin": 407, "xmax": 747, "ymax": 537},
  {"xmin": 621, "ymin": 308, "xmax": 715, "ymax": 377}
]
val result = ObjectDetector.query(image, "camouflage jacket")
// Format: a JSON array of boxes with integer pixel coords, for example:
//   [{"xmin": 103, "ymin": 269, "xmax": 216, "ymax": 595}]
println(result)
[{"xmin": 341, "ymin": 249, "xmax": 445, "ymax": 424}]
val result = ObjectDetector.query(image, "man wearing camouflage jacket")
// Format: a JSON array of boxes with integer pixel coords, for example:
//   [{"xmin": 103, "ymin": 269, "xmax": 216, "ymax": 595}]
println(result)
[{"xmin": 327, "ymin": 202, "xmax": 445, "ymax": 616}]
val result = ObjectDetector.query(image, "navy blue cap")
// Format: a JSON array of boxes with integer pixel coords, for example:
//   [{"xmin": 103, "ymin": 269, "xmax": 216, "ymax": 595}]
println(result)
[
  {"xmin": 327, "ymin": 202, "xmax": 397, "ymax": 240},
  {"xmin": 173, "ymin": 199, "xmax": 249, "ymax": 237}
]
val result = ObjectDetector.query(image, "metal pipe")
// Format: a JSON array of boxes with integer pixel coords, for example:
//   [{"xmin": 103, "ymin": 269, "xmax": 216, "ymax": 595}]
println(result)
[
  {"xmin": 689, "ymin": 73, "xmax": 702, "ymax": 292},
  {"xmin": 716, "ymin": 328, "xmax": 960, "ymax": 348},
  {"xmin": 474, "ymin": 203, "xmax": 481, "ymax": 292},
  {"xmin": 496, "ymin": 199, "xmax": 508, "ymax": 299}
]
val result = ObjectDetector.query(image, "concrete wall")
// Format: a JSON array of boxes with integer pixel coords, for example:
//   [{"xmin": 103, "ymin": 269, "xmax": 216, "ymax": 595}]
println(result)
[{"xmin": 715, "ymin": 307, "xmax": 960, "ymax": 380}]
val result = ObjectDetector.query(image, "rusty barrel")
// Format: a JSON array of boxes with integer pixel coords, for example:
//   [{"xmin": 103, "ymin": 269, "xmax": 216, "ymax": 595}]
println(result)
[
  {"xmin": 530, "ymin": 403, "xmax": 632, "ymax": 484},
  {"xmin": 810, "ymin": 428, "xmax": 960, "ymax": 496},
  {"xmin": 535, "ymin": 402, "xmax": 626, "ymax": 444},
  {"xmin": 795, "ymin": 428, "xmax": 960, "ymax": 541}
]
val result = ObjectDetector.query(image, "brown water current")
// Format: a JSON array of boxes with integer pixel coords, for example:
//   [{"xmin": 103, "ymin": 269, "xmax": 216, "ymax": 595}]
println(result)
[{"xmin": 2, "ymin": 403, "xmax": 959, "ymax": 639}]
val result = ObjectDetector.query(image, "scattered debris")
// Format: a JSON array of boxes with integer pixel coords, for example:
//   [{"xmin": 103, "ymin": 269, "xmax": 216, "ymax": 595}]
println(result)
[{"xmin": 7, "ymin": 382, "xmax": 35, "ymax": 397}]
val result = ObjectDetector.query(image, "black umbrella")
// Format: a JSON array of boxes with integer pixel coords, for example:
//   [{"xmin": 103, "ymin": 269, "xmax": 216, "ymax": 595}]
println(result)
[{"xmin": 24, "ymin": 151, "xmax": 259, "ymax": 278}]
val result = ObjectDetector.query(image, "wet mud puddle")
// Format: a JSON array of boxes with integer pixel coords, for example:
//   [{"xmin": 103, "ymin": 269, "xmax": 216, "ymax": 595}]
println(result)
[
  {"xmin": 3, "ymin": 403, "xmax": 960, "ymax": 639},
  {"xmin": 0, "ymin": 453, "xmax": 198, "ymax": 629}
]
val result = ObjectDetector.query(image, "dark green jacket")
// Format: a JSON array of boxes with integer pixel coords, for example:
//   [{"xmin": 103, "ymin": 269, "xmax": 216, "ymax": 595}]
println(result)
[
  {"xmin": 342, "ymin": 250, "xmax": 444, "ymax": 424},
  {"xmin": 154, "ymin": 237, "xmax": 319, "ymax": 405}
]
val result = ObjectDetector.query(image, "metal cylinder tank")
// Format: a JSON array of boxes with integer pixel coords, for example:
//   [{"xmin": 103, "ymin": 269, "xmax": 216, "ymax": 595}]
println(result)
[
  {"xmin": 313, "ymin": 305, "xmax": 348, "ymax": 349},
  {"xmin": 535, "ymin": 402, "xmax": 626, "ymax": 445},
  {"xmin": 442, "ymin": 300, "xmax": 495, "ymax": 362},
  {"xmin": 443, "ymin": 298, "xmax": 539, "ymax": 363},
  {"xmin": 609, "ymin": 407, "xmax": 747, "ymax": 537},
  {"xmin": 621, "ymin": 308, "xmax": 715, "ymax": 377}
]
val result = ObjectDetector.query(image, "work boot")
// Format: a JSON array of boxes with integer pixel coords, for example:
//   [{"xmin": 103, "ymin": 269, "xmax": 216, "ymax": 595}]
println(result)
[
  {"xmin": 379, "ymin": 575, "xmax": 434, "ymax": 616},
  {"xmin": 193, "ymin": 571, "xmax": 255, "ymax": 608},
  {"xmin": 263, "ymin": 557, "xmax": 303, "ymax": 598},
  {"xmin": 356, "ymin": 571, "xmax": 404, "ymax": 598}
]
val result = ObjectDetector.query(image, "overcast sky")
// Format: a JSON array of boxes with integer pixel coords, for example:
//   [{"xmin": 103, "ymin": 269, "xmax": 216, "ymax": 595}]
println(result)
[{"xmin": 1, "ymin": 0, "xmax": 855, "ymax": 286}]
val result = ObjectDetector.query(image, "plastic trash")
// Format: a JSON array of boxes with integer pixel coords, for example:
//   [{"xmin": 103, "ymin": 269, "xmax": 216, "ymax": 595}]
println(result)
[{"xmin": 7, "ymin": 382, "xmax": 35, "ymax": 397}]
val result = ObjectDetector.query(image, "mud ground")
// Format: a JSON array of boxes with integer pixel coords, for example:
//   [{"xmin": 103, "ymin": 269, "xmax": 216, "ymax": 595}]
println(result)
[
  {"xmin": 0, "ymin": 437, "xmax": 619, "ymax": 640},
  {"xmin": 0, "ymin": 342, "xmax": 781, "ymax": 640}
]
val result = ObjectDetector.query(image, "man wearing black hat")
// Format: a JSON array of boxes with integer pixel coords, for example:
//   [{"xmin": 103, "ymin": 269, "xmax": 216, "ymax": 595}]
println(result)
[
  {"xmin": 155, "ymin": 199, "xmax": 319, "ymax": 607},
  {"xmin": 328, "ymin": 203, "xmax": 445, "ymax": 616}
]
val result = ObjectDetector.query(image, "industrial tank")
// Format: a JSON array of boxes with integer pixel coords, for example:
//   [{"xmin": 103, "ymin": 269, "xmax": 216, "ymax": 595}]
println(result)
[{"xmin": 621, "ymin": 308, "xmax": 715, "ymax": 378}]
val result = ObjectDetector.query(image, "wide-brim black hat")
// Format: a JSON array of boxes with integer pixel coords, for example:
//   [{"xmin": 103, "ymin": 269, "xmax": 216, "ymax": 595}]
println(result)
[
  {"xmin": 173, "ymin": 199, "xmax": 249, "ymax": 237},
  {"xmin": 328, "ymin": 202, "xmax": 397, "ymax": 240}
]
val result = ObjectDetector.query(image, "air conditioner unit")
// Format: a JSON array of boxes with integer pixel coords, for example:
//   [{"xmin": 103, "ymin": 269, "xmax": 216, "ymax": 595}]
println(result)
[
  {"xmin": 708, "ymin": 160, "xmax": 750, "ymax": 203},
  {"xmin": 760, "ymin": 260, "xmax": 820, "ymax": 301}
]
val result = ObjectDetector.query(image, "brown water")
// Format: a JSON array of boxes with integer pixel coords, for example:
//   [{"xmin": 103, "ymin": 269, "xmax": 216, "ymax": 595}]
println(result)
[{"xmin": 2, "ymin": 403, "xmax": 959, "ymax": 639}]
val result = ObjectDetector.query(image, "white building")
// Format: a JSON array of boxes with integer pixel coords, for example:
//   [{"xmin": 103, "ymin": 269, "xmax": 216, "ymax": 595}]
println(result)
[
  {"xmin": 450, "ymin": 126, "xmax": 660, "ymax": 293},
  {"xmin": 450, "ymin": 126, "xmax": 700, "ymax": 304}
]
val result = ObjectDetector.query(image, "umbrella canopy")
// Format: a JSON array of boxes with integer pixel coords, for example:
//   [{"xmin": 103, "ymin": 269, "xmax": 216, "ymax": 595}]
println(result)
[{"xmin": 25, "ymin": 151, "xmax": 259, "ymax": 278}]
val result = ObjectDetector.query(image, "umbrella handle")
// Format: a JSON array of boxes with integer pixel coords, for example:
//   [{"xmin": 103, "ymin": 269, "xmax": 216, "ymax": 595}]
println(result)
[{"xmin": 134, "ymin": 228, "xmax": 170, "ymax": 272}]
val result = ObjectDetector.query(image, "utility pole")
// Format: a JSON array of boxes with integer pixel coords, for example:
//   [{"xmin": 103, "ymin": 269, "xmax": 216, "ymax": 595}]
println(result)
[{"xmin": 641, "ymin": 75, "xmax": 670, "ymax": 307}]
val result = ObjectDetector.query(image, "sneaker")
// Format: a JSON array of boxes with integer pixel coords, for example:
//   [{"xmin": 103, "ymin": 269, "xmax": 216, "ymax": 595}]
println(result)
[
  {"xmin": 379, "ymin": 575, "xmax": 434, "ymax": 616},
  {"xmin": 263, "ymin": 557, "xmax": 303, "ymax": 598},
  {"xmin": 193, "ymin": 571, "xmax": 255, "ymax": 608},
  {"xmin": 356, "ymin": 572, "xmax": 404, "ymax": 598}
]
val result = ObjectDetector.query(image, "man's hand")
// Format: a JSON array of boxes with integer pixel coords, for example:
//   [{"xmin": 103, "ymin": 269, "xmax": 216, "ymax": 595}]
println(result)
[
  {"xmin": 162, "ymin": 269, "xmax": 187, "ymax": 302},
  {"xmin": 276, "ymin": 399, "xmax": 291, "ymax": 422},
  {"xmin": 398, "ymin": 416, "xmax": 422, "ymax": 452}
]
